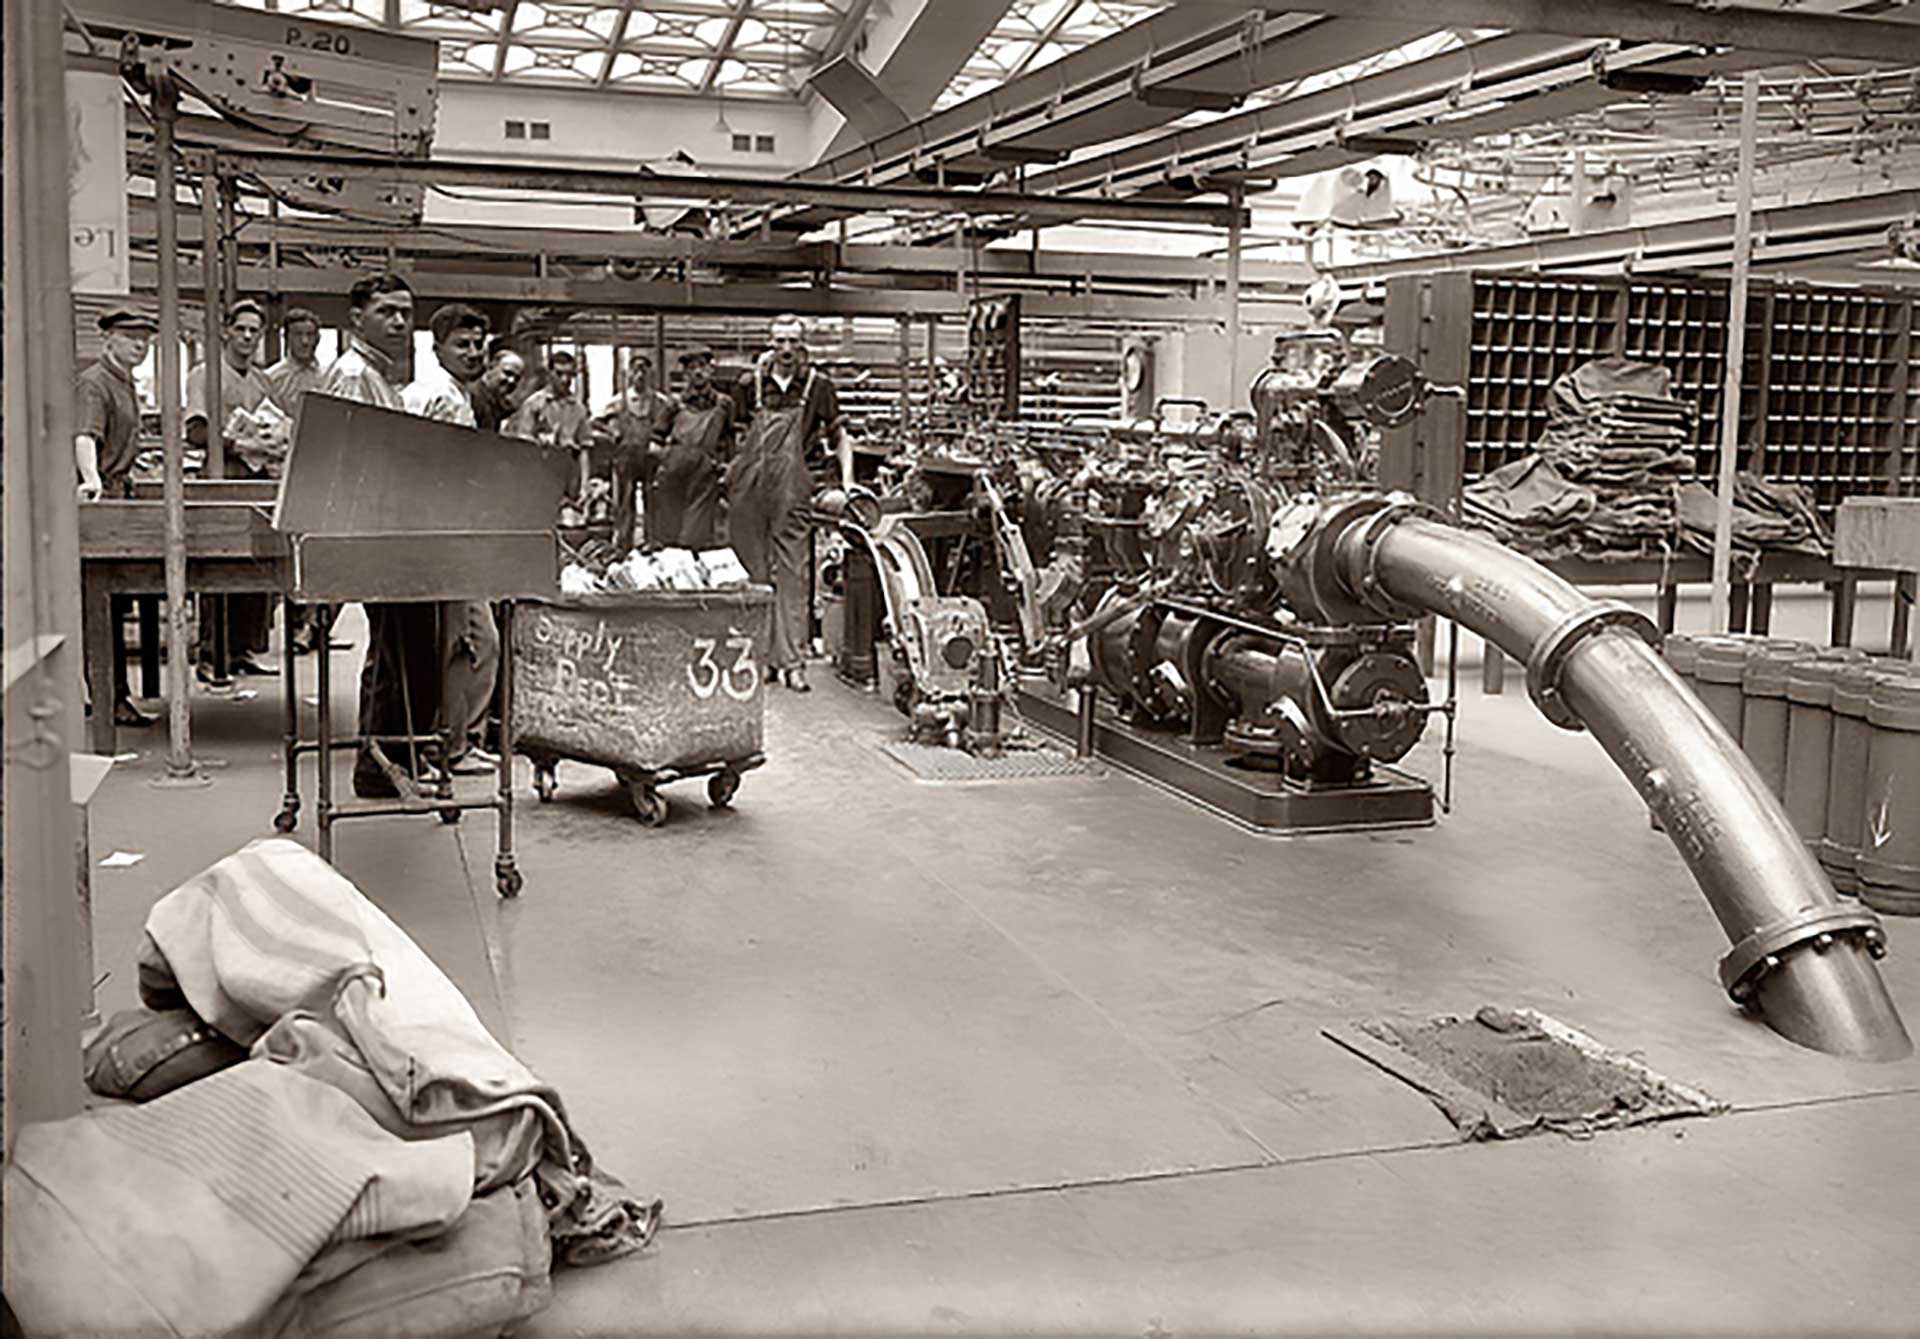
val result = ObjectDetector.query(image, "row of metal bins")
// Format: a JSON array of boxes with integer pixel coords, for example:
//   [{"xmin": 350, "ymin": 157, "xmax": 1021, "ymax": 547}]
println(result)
[{"xmin": 1664, "ymin": 633, "xmax": 1920, "ymax": 915}]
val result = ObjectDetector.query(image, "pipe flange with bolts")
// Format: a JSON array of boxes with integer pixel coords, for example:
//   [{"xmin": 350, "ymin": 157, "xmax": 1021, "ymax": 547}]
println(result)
[
  {"xmin": 1720, "ymin": 905, "xmax": 1890, "ymax": 1009},
  {"xmin": 1525, "ymin": 602, "xmax": 1660, "ymax": 730}
]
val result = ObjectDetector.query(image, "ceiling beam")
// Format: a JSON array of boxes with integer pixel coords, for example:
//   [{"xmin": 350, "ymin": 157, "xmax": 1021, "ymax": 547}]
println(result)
[
  {"xmin": 595, "ymin": 0, "xmax": 638, "ymax": 88},
  {"xmin": 216, "ymin": 148, "xmax": 1249, "ymax": 227},
  {"xmin": 1169, "ymin": 0, "xmax": 1920, "ymax": 65},
  {"xmin": 1003, "ymin": 0, "xmax": 1089, "ymax": 83},
  {"xmin": 1330, "ymin": 186, "xmax": 1920, "ymax": 282},
  {"xmin": 128, "ymin": 259, "xmax": 1303, "ymax": 323},
  {"xmin": 491, "ymin": 1, "xmax": 520, "ymax": 81},
  {"xmin": 698, "ymin": 0, "xmax": 755, "ymax": 95}
]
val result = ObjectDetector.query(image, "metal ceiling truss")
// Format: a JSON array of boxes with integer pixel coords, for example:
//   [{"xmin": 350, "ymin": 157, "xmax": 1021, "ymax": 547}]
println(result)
[
  {"xmin": 1330, "ymin": 184, "xmax": 1920, "ymax": 282},
  {"xmin": 1170, "ymin": 0, "xmax": 1920, "ymax": 67}
]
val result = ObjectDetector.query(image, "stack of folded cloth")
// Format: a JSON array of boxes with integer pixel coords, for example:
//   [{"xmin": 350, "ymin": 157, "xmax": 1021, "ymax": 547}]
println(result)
[
  {"xmin": 1465, "ymin": 358, "xmax": 1699, "ymax": 561},
  {"xmin": 1462, "ymin": 455, "xmax": 1595, "ymax": 560},
  {"xmin": 1675, "ymin": 471, "xmax": 1831, "ymax": 571}
]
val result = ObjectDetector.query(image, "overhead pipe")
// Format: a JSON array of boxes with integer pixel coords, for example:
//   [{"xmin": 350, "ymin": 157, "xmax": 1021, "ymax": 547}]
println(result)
[{"xmin": 1306, "ymin": 501, "xmax": 1911, "ymax": 1061}]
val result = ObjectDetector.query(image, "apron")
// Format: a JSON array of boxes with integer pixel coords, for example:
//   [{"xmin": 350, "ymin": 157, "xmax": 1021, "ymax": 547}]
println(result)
[
  {"xmin": 728, "ymin": 367, "xmax": 816, "ymax": 667},
  {"xmin": 656, "ymin": 396, "xmax": 728, "ymax": 549}
]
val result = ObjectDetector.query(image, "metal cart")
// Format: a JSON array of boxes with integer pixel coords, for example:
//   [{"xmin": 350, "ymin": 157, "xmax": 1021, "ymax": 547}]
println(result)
[
  {"xmin": 512, "ymin": 588, "xmax": 771, "ymax": 826},
  {"xmin": 272, "ymin": 397, "xmax": 574, "ymax": 897}
]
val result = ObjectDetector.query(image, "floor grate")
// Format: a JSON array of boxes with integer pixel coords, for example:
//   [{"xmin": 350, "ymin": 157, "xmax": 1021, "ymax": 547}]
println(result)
[{"xmin": 879, "ymin": 739, "xmax": 1094, "ymax": 782}]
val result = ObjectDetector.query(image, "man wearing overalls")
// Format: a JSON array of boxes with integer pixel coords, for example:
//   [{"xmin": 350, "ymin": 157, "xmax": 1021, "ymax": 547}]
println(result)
[
  {"xmin": 653, "ymin": 346, "xmax": 733, "ymax": 550},
  {"xmin": 730, "ymin": 315, "xmax": 851, "ymax": 693}
]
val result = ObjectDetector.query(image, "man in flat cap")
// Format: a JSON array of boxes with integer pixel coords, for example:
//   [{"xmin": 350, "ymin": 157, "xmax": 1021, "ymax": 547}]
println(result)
[
  {"xmin": 653, "ymin": 345, "xmax": 733, "ymax": 550},
  {"xmin": 74, "ymin": 307, "xmax": 158, "ymax": 727}
]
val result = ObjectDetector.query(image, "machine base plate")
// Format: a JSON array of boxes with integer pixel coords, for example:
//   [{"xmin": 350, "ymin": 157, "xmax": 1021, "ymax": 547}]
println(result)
[{"xmin": 1016, "ymin": 683, "xmax": 1435, "ymax": 836}]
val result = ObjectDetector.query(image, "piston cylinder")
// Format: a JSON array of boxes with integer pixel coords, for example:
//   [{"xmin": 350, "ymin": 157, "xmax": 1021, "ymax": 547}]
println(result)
[
  {"xmin": 1741, "ymin": 640, "xmax": 1813, "ymax": 798},
  {"xmin": 1860, "ymin": 666, "xmax": 1920, "ymax": 917},
  {"xmin": 1823, "ymin": 660, "xmax": 1889, "ymax": 895},
  {"xmin": 1784, "ymin": 649, "xmax": 1869, "ymax": 853}
]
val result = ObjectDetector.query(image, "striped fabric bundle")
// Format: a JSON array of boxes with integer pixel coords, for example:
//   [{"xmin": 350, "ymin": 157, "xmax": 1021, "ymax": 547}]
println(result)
[{"xmin": 137, "ymin": 838, "xmax": 661, "ymax": 1268}]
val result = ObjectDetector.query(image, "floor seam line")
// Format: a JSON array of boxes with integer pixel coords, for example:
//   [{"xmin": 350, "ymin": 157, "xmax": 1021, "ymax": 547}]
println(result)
[{"xmin": 662, "ymin": 1136, "xmax": 1461, "ymax": 1233}]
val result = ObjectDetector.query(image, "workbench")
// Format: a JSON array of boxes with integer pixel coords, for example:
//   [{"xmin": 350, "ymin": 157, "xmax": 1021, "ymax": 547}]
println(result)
[
  {"xmin": 77, "ymin": 487, "xmax": 286, "ymax": 754},
  {"xmin": 1471, "ymin": 550, "xmax": 1902, "ymax": 694}
]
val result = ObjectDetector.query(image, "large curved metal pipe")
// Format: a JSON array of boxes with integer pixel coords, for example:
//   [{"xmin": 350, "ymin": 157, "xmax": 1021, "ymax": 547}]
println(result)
[{"xmin": 1329, "ymin": 509, "xmax": 1910, "ymax": 1061}]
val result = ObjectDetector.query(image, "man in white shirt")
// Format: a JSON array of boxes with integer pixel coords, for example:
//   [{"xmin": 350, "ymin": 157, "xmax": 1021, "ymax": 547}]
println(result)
[
  {"xmin": 404, "ymin": 303, "xmax": 500, "ymax": 773},
  {"xmin": 403, "ymin": 303, "xmax": 487, "ymax": 426}
]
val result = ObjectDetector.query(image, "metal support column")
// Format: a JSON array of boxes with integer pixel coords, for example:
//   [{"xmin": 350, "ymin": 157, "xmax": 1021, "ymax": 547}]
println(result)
[
  {"xmin": 1226, "ymin": 185, "xmax": 1244, "ymax": 406},
  {"xmin": 153, "ymin": 73, "xmax": 206, "ymax": 787},
  {"xmin": 1710, "ymin": 71, "xmax": 1760, "ymax": 634},
  {"xmin": 200, "ymin": 159, "xmax": 231, "ymax": 689}
]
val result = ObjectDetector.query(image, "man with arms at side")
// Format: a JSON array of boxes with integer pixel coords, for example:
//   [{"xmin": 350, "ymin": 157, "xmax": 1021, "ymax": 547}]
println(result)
[
  {"xmin": 264, "ymin": 306, "xmax": 328, "ymax": 419},
  {"xmin": 730, "ymin": 314, "xmax": 852, "ymax": 692},
  {"xmin": 404, "ymin": 303, "xmax": 501, "ymax": 775},
  {"xmin": 315, "ymin": 272, "xmax": 444, "ymax": 799},
  {"xmin": 267, "ymin": 306, "xmax": 346, "ymax": 655},
  {"xmin": 653, "ymin": 345, "xmax": 733, "ymax": 550},
  {"xmin": 74, "ymin": 307, "xmax": 159, "ymax": 727},
  {"xmin": 186, "ymin": 298, "xmax": 282, "ymax": 680}
]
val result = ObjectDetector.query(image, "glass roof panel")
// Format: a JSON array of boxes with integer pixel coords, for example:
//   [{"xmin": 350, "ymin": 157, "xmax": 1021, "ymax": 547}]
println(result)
[{"xmin": 221, "ymin": 1, "xmax": 1175, "ymax": 102}]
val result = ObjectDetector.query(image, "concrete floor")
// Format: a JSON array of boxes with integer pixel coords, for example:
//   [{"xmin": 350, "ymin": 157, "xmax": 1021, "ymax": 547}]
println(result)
[{"xmin": 83, "ymin": 604, "xmax": 1920, "ymax": 1336}]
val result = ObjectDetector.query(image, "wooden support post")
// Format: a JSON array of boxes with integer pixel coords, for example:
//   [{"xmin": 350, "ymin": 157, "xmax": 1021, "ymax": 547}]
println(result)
[
  {"xmin": 1710, "ymin": 71, "xmax": 1759, "ymax": 633},
  {"xmin": 4, "ymin": 0, "xmax": 89, "ymax": 1141}
]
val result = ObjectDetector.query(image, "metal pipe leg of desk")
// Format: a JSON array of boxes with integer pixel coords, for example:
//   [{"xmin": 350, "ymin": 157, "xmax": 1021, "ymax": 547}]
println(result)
[
  {"xmin": 84, "ymin": 579, "xmax": 117, "ymax": 755},
  {"xmin": 494, "ymin": 601, "xmax": 522, "ymax": 897},
  {"xmin": 276, "ymin": 595, "xmax": 301, "ymax": 834},
  {"xmin": 207, "ymin": 593, "xmax": 232, "ymax": 687},
  {"xmin": 317, "ymin": 603, "xmax": 335, "ymax": 864},
  {"xmin": 1657, "ymin": 584, "xmax": 1679, "ymax": 637},
  {"xmin": 1482, "ymin": 637, "xmax": 1506, "ymax": 695},
  {"xmin": 1892, "ymin": 573, "xmax": 1915, "ymax": 660},
  {"xmin": 1831, "ymin": 577, "xmax": 1859, "ymax": 647},
  {"xmin": 1730, "ymin": 582, "xmax": 1750, "ymax": 634},
  {"xmin": 1751, "ymin": 582, "xmax": 1773, "ymax": 635},
  {"xmin": 139, "ymin": 596, "xmax": 161, "ymax": 699}
]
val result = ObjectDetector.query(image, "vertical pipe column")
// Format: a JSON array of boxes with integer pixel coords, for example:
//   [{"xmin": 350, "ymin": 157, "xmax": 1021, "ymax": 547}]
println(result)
[
  {"xmin": 153, "ymin": 75, "xmax": 201, "ymax": 784},
  {"xmin": 1226, "ymin": 185, "xmax": 1244, "ymax": 408},
  {"xmin": 1711, "ymin": 71, "xmax": 1760, "ymax": 633},
  {"xmin": 200, "ymin": 159, "xmax": 230, "ymax": 688}
]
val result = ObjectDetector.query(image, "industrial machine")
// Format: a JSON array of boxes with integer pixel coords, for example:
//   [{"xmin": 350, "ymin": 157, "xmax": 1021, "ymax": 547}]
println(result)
[
  {"xmin": 1006, "ymin": 326, "xmax": 1908, "ymax": 1064},
  {"xmin": 1012, "ymin": 332, "xmax": 1457, "ymax": 833}
]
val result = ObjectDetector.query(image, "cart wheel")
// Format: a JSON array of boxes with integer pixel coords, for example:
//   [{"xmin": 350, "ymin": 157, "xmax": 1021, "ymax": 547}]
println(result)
[
  {"xmin": 273, "ymin": 805, "xmax": 299, "ymax": 834},
  {"xmin": 534, "ymin": 768, "xmax": 557, "ymax": 803},
  {"xmin": 439, "ymin": 806, "xmax": 463, "ymax": 825},
  {"xmin": 707, "ymin": 770, "xmax": 740, "ymax": 809},
  {"xmin": 629, "ymin": 784, "xmax": 669, "ymax": 827},
  {"xmin": 496, "ymin": 865, "xmax": 524, "ymax": 898}
]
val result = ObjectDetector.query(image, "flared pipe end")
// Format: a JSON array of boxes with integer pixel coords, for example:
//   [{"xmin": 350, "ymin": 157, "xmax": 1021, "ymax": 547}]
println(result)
[{"xmin": 1753, "ymin": 939, "xmax": 1914, "ymax": 1062}]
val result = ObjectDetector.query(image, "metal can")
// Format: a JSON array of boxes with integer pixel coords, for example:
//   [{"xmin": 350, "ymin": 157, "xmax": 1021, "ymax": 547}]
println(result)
[
  {"xmin": 1784, "ymin": 649, "xmax": 1868, "ymax": 855},
  {"xmin": 1859, "ymin": 663, "xmax": 1920, "ymax": 916},
  {"xmin": 1823, "ymin": 659, "xmax": 1902, "ymax": 896},
  {"xmin": 1740, "ymin": 639, "xmax": 1813, "ymax": 798}
]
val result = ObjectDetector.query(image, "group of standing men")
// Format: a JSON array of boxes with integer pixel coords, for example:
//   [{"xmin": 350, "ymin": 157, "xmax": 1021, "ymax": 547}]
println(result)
[{"xmin": 74, "ymin": 276, "xmax": 851, "ymax": 775}]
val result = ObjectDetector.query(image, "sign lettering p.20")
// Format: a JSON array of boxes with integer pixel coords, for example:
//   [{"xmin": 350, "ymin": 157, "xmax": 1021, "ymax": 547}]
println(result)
[{"xmin": 687, "ymin": 631, "xmax": 759, "ymax": 703}]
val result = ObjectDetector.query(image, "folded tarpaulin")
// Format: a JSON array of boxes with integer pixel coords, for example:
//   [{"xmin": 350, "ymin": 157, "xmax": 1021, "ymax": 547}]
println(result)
[
  {"xmin": 136, "ymin": 837, "xmax": 663, "ymax": 1268},
  {"xmin": 2, "ymin": 1060, "xmax": 474, "ymax": 1337}
]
